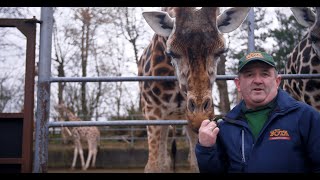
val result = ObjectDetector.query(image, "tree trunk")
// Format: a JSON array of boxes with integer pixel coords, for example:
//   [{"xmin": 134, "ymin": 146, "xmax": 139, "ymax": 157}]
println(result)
[{"xmin": 216, "ymin": 54, "xmax": 230, "ymax": 115}]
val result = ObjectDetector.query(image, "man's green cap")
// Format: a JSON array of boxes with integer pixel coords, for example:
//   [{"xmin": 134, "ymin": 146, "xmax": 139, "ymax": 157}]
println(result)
[{"xmin": 238, "ymin": 51, "xmax": 276, "ymax": 73}]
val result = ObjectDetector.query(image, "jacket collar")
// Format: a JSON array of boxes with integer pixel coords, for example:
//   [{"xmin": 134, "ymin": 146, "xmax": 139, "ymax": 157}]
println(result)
[{"xmin": 225, "ymin": 89, "xmax": 299, "ymax": 122}]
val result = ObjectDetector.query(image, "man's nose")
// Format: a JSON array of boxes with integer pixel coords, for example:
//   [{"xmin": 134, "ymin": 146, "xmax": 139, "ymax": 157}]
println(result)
[{"xmin": 253, "ymin": 75, "xmax": 263, "ymax": 83}]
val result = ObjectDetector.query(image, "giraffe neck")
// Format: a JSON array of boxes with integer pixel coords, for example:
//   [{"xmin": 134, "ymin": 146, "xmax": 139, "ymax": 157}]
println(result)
[
  {"xmin": 285, "ymin": 30, "xmax": 320, "ymax": 110},
  {"xmin": 66, "ymin": 110, "xmax": 81, "ymax": 121},
  {"xmin": 138, "ymin": 33, "xmax": 187, "ymax": 120}
]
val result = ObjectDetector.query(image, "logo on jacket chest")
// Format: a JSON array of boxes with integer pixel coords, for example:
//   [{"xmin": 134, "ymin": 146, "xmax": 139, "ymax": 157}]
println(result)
[{"xmin": 269, "ymin": 129, "xmax": 291, "ymax": 140}]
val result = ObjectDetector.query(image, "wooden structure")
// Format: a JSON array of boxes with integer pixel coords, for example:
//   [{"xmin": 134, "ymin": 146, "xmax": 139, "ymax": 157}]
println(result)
[{"xmin": 0, "ymin": 18, "xmax": 38, "ymax": 173}]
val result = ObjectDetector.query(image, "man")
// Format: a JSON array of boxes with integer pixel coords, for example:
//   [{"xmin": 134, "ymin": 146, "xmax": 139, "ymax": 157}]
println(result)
[{"xmin": 195, "ymin": 51, "xmax": 320, "ymax": 173}]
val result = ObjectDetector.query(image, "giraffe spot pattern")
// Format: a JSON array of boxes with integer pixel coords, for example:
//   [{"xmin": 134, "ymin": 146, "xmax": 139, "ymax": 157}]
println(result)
[
  {"xmin": 284, "ymin": 11, "xmax": 320, "ymax": 111},
  {"xmin": 154, "ymin": 55, "xmax": 165, "ymax": 66},
  {"xmin": 302, "ymin": 46, "xmax": 311, "ymax": 63},
  {"xmin": 152, "ymin": 86, "xmax": 161, "ymax": 96},
  {"xmin": 304, "ymin": 94, "xmax": 311, "ymax": 105},
  {"xmin": 162, "ymin": 93, "xmax": 173, "ymax": 103},
  {"xmin": 301, "ymin": 65, "xmax": 311, "ymax": 74},
  {"xmin": 315, "ymin": 94, "xmax": 320, "ymax": 102},
  {"xmin": 311, "ymin": 56, "xmax": 320, "ymax": 66},
  {"xmin": 147, "ymin": 90, "xmax": 161, "ymax": 105},
  {"xmin": 306, "ymin": 80, "xmax": 320, "ymax": 92},
  {"xmin": 155, "ymin": 67, "xmax": 171, "ymax": 76},
  {"xmin": 174, "ymin": 92, "xmax": 185, "ymax": 108},
  {"xmin": 145, "ymin": 60, "xmax": 151, "ymax": 73}
]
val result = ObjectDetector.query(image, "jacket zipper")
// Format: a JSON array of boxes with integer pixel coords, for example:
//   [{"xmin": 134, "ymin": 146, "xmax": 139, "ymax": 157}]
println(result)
[{"xmin": 241, "ymin": 129, "xmax": 246, "ymax": 163}]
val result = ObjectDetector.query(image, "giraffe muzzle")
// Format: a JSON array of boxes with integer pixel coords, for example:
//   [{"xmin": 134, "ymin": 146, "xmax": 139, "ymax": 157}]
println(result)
[{"xmin": 186, "ymin": 96, "xmax": 214, "ymax": 133}]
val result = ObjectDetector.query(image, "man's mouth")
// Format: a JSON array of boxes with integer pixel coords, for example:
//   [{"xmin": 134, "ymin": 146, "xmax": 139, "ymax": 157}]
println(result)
[{"xmin": 253, "ymin": 88, "xmax": 263, "ymax": 91}]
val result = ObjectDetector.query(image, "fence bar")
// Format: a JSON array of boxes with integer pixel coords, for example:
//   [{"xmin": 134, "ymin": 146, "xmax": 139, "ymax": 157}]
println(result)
[
  {"xmin": 50, "ymin": 74, "xmax": 320, "ymax": 83},
  {"xmin": 50, "ymin": 76, "xmax": 176, "ymax": 82},
  {"xmin": 247, "ymin": 7, "xmax": 255, "ymax": 52},
  {"xmin": 33, "ymin": 7, "xmax": 53, "ymax": 173},
  {"xmin": 48, "ymin": 120, "xmax": 188, "ymax": 128}
]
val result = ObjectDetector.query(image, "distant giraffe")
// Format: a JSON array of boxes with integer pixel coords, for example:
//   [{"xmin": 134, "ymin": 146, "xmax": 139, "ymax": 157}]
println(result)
[
  {"xmin": 54, "ymin": 103, "xmax": 100, "ymax": 170},
  {"xmin": 138, "ymin": 7, "xmax": 250, "ymax": 172},
  {"xmin": 283, "ymin": 7, "xmax": 320, "ymax": 111}
]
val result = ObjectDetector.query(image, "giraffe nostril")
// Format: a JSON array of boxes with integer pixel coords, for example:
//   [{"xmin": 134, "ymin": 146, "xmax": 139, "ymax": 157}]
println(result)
[
  {"xmin": 203, "ymin": 98, "xmax": 212, "ymax": 112},
  {"xmin": 187, "ymin": 99, "xmax": 196, "ymax": 113}
]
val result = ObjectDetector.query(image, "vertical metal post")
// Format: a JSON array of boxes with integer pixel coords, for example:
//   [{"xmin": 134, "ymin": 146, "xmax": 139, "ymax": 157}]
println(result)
[
  {"xmin": 248, "ymin": 7, "xmax": 255, "ymax": 53},
  {"xmin": 130, "ymin": 126, "xmax": 134, "ymax": 148},
  {"xmin": 33, "ymin": 7, "xmax": 53, "ymax": 173}
]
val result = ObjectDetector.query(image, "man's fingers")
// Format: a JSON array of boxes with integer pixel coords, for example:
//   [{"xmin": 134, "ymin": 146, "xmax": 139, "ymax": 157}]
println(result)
[
  {"xmin": 201, "ymin": 119, "xmax": 211, "ymax": 127},
  {"xmin": 212, "ymin": 127, "xmax": 219, "ymax": 136}
]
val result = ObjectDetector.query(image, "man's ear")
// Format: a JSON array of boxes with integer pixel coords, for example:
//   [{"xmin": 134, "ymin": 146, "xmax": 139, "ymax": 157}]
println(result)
[
  {"xmin": 234, "ymin": 77, "xmax": 241, "ymax": 92},
  {"xmin": 276, "ymin": 75, "xmax": 282, "ymax": 88}
]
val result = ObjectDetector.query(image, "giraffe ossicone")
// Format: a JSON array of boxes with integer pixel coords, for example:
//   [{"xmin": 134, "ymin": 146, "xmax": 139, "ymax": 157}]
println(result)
[
  {"xmin": 284, "ymin": 7, "xmax": 320, "ymax": 111},
  {"xmin": 139, "ymin": 7, "xmax": 251, "ymax": 173}
]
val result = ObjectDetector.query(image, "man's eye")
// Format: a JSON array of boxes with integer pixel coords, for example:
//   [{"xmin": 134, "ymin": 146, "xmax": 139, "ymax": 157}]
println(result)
[{"xmin": 165, "ymin": 51, "xmax": 180, "ymax": 59}]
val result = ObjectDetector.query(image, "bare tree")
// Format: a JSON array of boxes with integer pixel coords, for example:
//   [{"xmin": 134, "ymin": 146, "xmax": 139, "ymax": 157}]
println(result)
[
  {"xmin": 115, "ymin": 7, "xmax": 151, "ymax": 65},
  {"xmin": 0, "ymin": 76, "xmax": 12, "ymax": 112},
  {"xmin": 0, "ymin": 7, "xmax": 31, "ymax": 18},
  {"xmin": 216, "ymin": 54, "xmax": 231, "ymax": 114},
  {"xmin": 52, "ymin": 7, "xmax": 121, "ymax": 121},
  {"xmin": 0, "ymin": 7, "xmax": 36, "ymax": 112}
]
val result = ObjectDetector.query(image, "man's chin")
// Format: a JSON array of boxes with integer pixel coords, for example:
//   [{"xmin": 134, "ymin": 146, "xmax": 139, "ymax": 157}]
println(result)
[{"xmin": 252, "ymin": 99, "xmax": 269, "ymax": 106}]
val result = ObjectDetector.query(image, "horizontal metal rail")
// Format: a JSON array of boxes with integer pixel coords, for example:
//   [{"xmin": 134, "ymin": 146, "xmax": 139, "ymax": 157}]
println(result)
[
  {"xmin": 48, "ymin": 73, "xmax": 320, "ymax": 128},
  {"xmin": 48, "ymin": 120, "xmax": 189, "ymax": 128},
  {"xmin": 50, "ymin": 74, "xmax": 320, "ymax": 82}
]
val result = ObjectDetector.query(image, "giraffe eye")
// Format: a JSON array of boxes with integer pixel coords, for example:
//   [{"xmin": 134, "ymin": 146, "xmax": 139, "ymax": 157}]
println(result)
[
  {"xmin": 216, "ymin": 48, "xmax": 228, "ymax": 56},
  {"xmin": 165, "ymin": 50, "xmax": 180, "ymax": 59},
  {"xmin": 214, "ymin": 48, "xmax": 227, "ymax": 57}
]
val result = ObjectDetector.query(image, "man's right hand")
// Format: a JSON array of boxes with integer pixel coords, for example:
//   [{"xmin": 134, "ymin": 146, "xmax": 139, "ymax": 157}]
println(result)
[{"xmin": 198, "ymin": 119, "xmax": 220, "ymax": 147}]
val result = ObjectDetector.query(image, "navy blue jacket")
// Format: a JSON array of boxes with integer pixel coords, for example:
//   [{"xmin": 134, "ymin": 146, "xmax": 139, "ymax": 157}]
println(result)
[{"xmin": 195, "ymin": 89, "xmax": 320, "ymax": 173}]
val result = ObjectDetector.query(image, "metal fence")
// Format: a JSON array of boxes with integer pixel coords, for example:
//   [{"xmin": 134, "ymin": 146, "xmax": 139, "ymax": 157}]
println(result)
[
  {"xmin": 33, "ymin": 7, "xmax": 320, "ymax": 173},
  {"xmin": 49, "ymin": 125, "xmax": 187, "ymax": 148}
]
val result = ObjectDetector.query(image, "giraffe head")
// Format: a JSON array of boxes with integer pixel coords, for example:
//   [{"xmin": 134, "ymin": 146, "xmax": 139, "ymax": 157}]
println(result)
[
  {"xmin": 143, "ymin": 7, "xmax": 250, "ymax": 131},
  {"xmin": 54, "ymin": 103, "xmax": 67, "ymax": 111},
  {"xmin": 291, "ymin": 7, "xmax": 320, "ymax": 57},
  {"xmin": 54, "ymin": 103, "xmax": 78, "ymax": 121},
  {"xmin": 54, "ymin": 103, "xmax": 68, "ymax": 120}
]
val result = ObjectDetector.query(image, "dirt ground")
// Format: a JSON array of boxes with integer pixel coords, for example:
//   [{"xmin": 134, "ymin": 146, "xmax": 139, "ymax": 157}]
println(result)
[
  {"xmin": 48, "ymin": 167, "xmax": 192, "ymax": 173},
  {"xmin": 48, "ymin": 167, "xmax": 144, "ymax": 173}
]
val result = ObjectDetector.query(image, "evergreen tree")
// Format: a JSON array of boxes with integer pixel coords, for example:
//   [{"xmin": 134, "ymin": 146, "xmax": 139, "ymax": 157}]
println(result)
[{"xmin": 261, "ymin": 9, "xmax": 307, "ymax": 73}]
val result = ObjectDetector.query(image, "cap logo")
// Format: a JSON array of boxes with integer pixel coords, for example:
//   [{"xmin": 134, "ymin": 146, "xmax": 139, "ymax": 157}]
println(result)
[{"xmin": 246, "ymin": 52, "xmax": 264, "ymax": 60}]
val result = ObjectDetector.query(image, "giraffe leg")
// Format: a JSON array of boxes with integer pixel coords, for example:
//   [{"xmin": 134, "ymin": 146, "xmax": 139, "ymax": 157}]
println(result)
[
  {"xmin": 185, "ymin": 125, "xmax": 199, "ymax": 173},
  {"xmin": 71, "ymin": 144, "xmax": 79, "ymax": 170},
  {"xmin": 145, "ymin": 125, "xmax": 160, "ymax": 173},
  {"xmin": 158, "ymin": 125, "xmax": 172, "ymax": 172},
  {"xmin": 84, "ymin": 141, "xmax": 94, "ymax": 170},
  {"xmin": 91, "ymin": 143, "xmax": 98, "ymax": 168},
  {"xmin": 77, "ymin": 142, "xmax": 86, "ymax": 170},
  {"xmin": 145, "ymin": 125, "xmax": 171, "ymax": 173},
  {"xmin": 84, "ymin": 150, "xmax": 92, "ymax": 170},
  {"xmin": 91, "ymin": 150, "xmax": 97, "ymax": 168}
]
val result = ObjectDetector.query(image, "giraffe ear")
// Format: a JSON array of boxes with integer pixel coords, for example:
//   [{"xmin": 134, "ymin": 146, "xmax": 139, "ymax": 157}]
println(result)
[
  {"xmin": 290, "ymin": 7, "xmax": 315, "ymax": 27},
  {"xmin": 142, "ymin": 11, "xmax": 174, "ymax": 37},
  {"xmin": 217, "ymin": 7, "xmax": 251, "ymax": 33}
]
